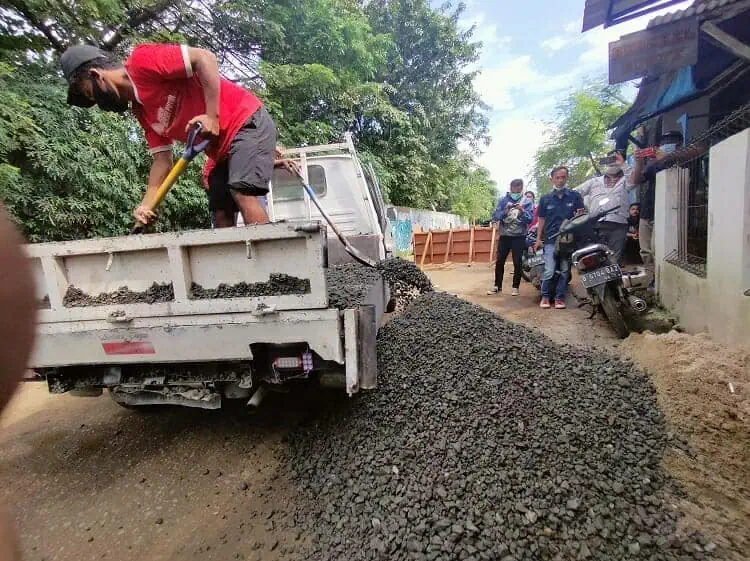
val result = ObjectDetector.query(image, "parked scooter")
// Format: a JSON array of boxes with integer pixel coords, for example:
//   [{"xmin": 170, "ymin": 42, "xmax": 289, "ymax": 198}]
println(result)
[
  {"xmin": 521, "ymin": 224, "xmax": 572, "ymax": 291},
  {"xmin": 551, "ymin": 205, "xmax": 647, "ymax": 338},
  {"xmin": 521, "ymin": 226, "xmax": 545, "ymax": 288}
]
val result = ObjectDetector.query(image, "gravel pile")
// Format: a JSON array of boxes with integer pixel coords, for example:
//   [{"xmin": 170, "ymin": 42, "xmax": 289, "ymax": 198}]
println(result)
[
  {"xmin": 289, "ymin": 292, "xmax": 709, "ymax": 561},
  {"xmin": 63, "ymin": 282, "xmax": 174, "ymax": 307},
  {"xmin": 326, "ymin": 264, "xmax": 383, "ymax": 310},
  {"xmin": 376, "ymin": 258, "xmax": 433, "ymax": 312},
  {"xmin": 190, "ymin": 274, "xmax": 310, "ymax": 299}
]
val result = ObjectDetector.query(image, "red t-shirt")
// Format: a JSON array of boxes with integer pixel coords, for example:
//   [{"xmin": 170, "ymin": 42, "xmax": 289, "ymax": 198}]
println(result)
[{"xmin": 125, "ymin": 43, "xmax": 262, "ymax": 163}]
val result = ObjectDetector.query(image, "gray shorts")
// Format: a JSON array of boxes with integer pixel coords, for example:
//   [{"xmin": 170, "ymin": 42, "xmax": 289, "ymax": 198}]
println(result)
[{"xmin": 207, "ymin": 106, "xmax": 277, "ymax": 213}]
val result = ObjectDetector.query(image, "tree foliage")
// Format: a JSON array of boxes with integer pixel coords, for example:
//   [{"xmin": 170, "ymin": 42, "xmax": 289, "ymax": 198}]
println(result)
[
  {"xmin": 0, "ymin": 0, "xmax": 497, "ymax": 241},
  {"xmin": 530, "ymin": 79, "xmax": 628, "ymax": 196}
]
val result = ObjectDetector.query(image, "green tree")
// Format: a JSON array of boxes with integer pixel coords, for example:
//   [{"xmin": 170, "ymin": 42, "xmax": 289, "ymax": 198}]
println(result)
[
  {"xmin": 530, "ymin": 79, "xmax": 628, "ymax": 195},
  {"xmin": 0, "ymin": 0, "xmax": 497, "ymax": 240}
]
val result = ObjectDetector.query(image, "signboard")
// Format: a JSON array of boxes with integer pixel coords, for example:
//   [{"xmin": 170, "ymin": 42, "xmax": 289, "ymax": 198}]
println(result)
[{"xmin": 608, "ymin": 17, "xmax": 699, "ymax": 84}]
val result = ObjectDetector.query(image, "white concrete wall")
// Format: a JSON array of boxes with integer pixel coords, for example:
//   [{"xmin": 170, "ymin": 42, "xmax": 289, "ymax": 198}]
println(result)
[{"xmin": 653, "ymin": 128, "xmax": 750, "ymax": 345}]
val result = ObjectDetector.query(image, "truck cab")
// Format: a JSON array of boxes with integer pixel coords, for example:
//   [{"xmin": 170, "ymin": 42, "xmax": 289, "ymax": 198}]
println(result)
[{"xmin": 238, "ymin": 133, "xmax": 392, "ymax": 264}]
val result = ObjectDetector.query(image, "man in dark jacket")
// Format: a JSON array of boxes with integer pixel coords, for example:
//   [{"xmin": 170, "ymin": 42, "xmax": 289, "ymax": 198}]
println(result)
[{"xmin": 487, "ymin": 179, "xmax": 534, "ymax": 296}]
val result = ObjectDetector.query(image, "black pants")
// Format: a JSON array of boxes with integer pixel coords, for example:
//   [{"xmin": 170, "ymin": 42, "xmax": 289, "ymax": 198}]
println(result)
[{"xmin": 494, "ymin": 235, "xmax": 525, "ymax": 289}]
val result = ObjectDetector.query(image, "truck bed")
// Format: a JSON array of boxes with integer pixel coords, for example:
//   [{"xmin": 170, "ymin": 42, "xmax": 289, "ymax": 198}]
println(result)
[{"xmin": 25, "ymin": 222, "xmax": 387, "ymax": 400}]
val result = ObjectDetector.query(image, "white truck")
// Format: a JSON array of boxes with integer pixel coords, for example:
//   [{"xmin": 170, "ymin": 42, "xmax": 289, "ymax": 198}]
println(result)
[{"xmin": 25, "ymin": 135, "xmax": 393, "ymax": 409}]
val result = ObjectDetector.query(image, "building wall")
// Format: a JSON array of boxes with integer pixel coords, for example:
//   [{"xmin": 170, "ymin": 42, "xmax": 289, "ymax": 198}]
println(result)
[
  {"xmin": 661, "ymin": 97, "xmax": 710, "ymax": 140},
  {"xmin": 653, "ymin": 128, "xmax": 750, "ymax": 345},
  {"xmin": 385, "ymin": 206, "xmax": 468, "ymax": 253}
]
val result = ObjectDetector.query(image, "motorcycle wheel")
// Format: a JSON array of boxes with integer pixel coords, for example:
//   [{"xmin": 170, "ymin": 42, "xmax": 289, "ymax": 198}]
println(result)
[{"xmin": 601, "ymin": 286, "xmax": 630, "ymax": 339}]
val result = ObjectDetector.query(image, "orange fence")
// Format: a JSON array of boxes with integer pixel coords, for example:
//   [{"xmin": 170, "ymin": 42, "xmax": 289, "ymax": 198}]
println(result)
[{"xmin": 414, "ymin": 226, "xmax": 500, "ymax": 267}]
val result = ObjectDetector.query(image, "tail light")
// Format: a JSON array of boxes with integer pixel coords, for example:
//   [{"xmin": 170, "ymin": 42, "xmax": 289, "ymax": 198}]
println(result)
[{"xmin": 577, "ymin": 253, "xmax": 602, "ymax": 271}]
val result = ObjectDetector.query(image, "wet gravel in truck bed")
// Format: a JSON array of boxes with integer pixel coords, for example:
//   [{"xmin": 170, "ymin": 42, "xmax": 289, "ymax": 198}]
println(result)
[
  {"xmin": 63, "ymin": 282, "xmax": 174, "ymax": 307},
  {"xmin": 189, "ymin": 274, "xmax": 311, "ymax": 299}
]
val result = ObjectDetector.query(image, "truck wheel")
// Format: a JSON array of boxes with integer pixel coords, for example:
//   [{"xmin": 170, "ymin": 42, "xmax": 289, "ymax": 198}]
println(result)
[{"xmin": 601, "ymin": 287, "xmax": 630, "ymax": 339}]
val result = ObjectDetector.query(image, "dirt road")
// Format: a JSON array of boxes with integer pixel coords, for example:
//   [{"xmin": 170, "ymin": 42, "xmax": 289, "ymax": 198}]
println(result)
[
  {"xmin": 1, "ymin": 263, "xmax": 745, "ymax": 560},
  {"xmin": 0, "ymin": 385, "xmax": 307, "ymax": 561}
]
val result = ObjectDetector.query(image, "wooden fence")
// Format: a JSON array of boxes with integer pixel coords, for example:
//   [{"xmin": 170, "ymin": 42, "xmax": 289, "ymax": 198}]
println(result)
[{"xmin": 414, "ymin": 226, "xmax": 500, "ymax": 267}]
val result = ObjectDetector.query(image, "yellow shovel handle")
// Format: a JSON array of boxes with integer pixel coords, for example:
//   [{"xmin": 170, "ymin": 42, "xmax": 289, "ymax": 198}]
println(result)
[{"xmin": 145, "ymin": 158, "xmax": 189, "ymax": 211}]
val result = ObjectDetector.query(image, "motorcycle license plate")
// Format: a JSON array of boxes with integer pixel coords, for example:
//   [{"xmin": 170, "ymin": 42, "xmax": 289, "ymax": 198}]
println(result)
[
  {"xmin": 527, "ymin": 254, "xmax": 544, "ymax": 267},
  {"xmin": 580, "ymin": 264, "xmax": 622, "ymax": 289}
]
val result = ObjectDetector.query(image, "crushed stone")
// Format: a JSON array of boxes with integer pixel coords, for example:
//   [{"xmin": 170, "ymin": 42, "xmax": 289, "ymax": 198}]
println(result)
[
  {"xmin": 190, "ymin": 274, "xmax": 310, "ymax": 299},
  {"xmin": 63, "ymin": 283, "xmax": 174, "ymax": 307},
  {"xmin": 288, "ymin": 292, "xmax": 709, "ymax": 561}
]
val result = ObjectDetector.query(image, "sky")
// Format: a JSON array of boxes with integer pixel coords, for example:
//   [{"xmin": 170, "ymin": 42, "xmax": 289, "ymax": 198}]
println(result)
[{"xmin": 459, "ymin": 0, "xmax": 692, "ymax": 192}]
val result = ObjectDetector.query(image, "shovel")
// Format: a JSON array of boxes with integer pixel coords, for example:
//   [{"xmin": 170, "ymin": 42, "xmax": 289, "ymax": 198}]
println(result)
[
  {"xmin": 130, "ymin": 123, "xmax": 210, "ymax": 234},
  {"xmin": 292, "ymin": 169, "xmax": 377, "ymax": 268}
]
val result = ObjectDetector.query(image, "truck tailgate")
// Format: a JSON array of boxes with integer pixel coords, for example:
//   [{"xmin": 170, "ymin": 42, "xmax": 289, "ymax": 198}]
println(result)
[{"xmin": 27, "ymin": 222, "xmax": 329, "ymax": 325}]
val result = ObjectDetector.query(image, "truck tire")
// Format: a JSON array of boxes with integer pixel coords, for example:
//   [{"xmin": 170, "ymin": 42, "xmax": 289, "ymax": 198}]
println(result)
[{"xmin": 601, "ymin": 286, "xmax": 630, "ymax": 339}]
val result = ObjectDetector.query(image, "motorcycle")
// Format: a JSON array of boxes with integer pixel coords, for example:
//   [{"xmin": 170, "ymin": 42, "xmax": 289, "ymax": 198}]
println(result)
[
  {"xmin": 521, "ymin": 226, "xmax": 545, "ymax": 289},
  {"xmin": 521, "ymin": 224, "xmax": 572, "ymax": 290},
  {"xmin": 551, "ymin": 205, "xmax": 647, "ymax": 338}
]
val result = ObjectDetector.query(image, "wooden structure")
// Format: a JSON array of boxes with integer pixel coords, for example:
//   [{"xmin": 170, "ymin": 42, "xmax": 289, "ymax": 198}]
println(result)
[{"xmin": 414, "ymin": 226, "xmax": 501, "ymax": 266}]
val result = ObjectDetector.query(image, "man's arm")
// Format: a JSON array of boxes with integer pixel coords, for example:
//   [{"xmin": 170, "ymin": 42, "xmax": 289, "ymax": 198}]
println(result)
[
  {"xmin": 134, "ymin": 151, "xmax": 174, "ymax": 225},
  {"xmin": 185, "ymin": 47, "xmax": 221, "ymax": 137},
  {"xmin": 534, "ymin": 216, "xmax": 546, "ymax": 250},
  {"xmin": 490, "ymin": 196, "xmax": 507, "ymax": 223},
  {"xmin": 575, "ymin": 178, "xmax": 593, "ymax": 197}
]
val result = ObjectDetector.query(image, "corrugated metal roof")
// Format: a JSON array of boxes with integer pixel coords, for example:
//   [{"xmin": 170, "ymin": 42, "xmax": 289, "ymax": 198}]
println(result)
[{"xmin": 647, "ymin": 0, "xmax": 747, "ymax": 27}]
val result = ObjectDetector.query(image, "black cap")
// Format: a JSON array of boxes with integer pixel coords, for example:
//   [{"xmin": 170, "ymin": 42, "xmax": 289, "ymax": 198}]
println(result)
[{"xmin": 61, "ymin": 45, "xmax": 108, "ymax": 107}]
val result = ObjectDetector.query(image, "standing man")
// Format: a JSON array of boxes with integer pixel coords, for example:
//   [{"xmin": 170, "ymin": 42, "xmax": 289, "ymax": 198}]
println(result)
[
  {"xmin": 574, "ymin": 150, "xmax": 638, "ymax": 264},
  {"xmin": 487, "ymin": 179, "xmax": 533, "ymax": 296},
  {"xmin": 534, "ymin": 167, "xmax": 585, "ymax": 309},
  {"xmin": 60, "ymin": 43, "xmax": 294, "ymax": 229}
]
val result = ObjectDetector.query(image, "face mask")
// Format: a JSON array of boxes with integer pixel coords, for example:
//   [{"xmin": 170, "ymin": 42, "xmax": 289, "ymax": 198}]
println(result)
[
  {"xmin": 660, "ymin": 143, "xmax": 677, "ymax": 154},
  {"xmin": 606, "ymin": 164, "xmax": 622, "ymax": 176},
  {"xmin": 93, "ymin": 80, "xmax": 128, "ymax": 113},
  {"xmin": 509, "ymin": 192, "xmax": 522, "ymax": 201}
]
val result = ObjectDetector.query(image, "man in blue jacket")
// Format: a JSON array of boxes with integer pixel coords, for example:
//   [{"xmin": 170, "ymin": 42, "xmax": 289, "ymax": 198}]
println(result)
[
  {"xmin": 488, "ymin": 179, "xmax": 534, "ymax": 296},
  {"xmin": 533, "ymin": 166, "xmax": 585, "ymax": 309}
]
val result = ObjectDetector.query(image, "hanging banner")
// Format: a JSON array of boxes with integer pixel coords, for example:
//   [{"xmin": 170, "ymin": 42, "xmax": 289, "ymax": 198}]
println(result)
[{"xmin": 609, "ymin": 17, "xmax": 699, "ymax": 84}]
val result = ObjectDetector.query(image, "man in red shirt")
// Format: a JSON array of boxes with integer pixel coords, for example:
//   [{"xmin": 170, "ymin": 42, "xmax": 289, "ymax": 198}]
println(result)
[{"xmin": 60, "ymin": 43, "xmax": 288, "ymax": 228}]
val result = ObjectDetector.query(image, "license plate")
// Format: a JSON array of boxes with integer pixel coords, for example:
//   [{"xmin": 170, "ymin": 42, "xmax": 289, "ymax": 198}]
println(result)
[
  {"xmin": 527, "ymin": 255, "xmax": 544, "ymax": 267},
  {"xmin": 580, "ymin": 264, "xmax": 622, "ymax": 288}
]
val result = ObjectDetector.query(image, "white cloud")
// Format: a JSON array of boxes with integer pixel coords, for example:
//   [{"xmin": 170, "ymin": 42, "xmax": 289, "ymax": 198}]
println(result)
[
  {"xmin": 474, "ymin": 56, "xmax": 584, "ymax": 112},
  {"xmin": 540, "ymin": 36, "xmax": 572, "ymax": 52},
  {"xmin": 474, "ymin": 56, "xmax": 542, "ymax": 111},
  {"xmin": 480, "ymin": 117, "xmax": 547, "ymax": 192}
]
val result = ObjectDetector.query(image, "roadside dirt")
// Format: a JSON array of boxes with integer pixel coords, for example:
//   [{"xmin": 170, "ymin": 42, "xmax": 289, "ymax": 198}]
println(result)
[
  {"xmin": 0, "ymin": 384, "xmax": 309, "ymax": 561},
  {"xmin": 621, "ymin": 332, "xmax": 750, "ymax": 560}
]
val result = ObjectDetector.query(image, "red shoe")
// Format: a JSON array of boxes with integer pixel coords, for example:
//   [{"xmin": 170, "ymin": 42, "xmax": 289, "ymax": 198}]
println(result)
[
  {"xmin": 555, "ymin": 299, "xmax": 567, "ymax": 309},
  {"xmin": 540, "ymin": 297, "xmax": 551, "ymax": 309}
]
